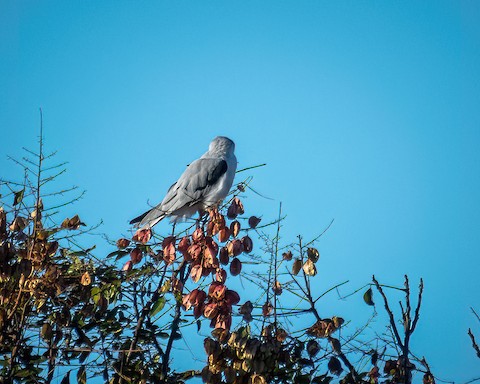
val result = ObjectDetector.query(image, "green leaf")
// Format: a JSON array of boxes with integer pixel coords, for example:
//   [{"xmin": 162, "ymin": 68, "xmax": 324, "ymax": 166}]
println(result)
[
  {"xmin": 157, "ymin": 331, "xmax": 170, "ymax": 339},
  {"xmin": 363, "ymin": 288, "xmax": 374, "ymax": 306},
  {"xmin": 77, "ymin": 365, "xmax": 86, "ymax": 384},
  {"xmin": 171, "ymin": 331, "xmax": 182, "ymax": 340},
  {"xmin": 67, "ymin": 245, "xmax": 96, "ymax": 257},
  {"xmin": 150, "ymin": 297, "xmax": 166, "ymax": 317},
  {"xmin": 106, "ymin": 249, "xmax": 130, "ymax": 260},
  {"xmin": 13, "ymin": 189, "xmax": 24, "ymax": 206}
]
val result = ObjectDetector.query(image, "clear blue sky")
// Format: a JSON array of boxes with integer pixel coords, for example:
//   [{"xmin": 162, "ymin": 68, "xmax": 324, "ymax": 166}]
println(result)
[{"xmin": 1, "ymin": 1, "xmax": 479, "ymax": 381}]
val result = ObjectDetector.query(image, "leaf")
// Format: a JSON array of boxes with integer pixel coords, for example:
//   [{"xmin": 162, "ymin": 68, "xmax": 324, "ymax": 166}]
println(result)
[
  {"xmin": 13, "ymin": 189, "xmax": 24, "ymax": 206},
  {"xmin": 171, "ymin": 331, "xmax": 182, "ymax": 340},
  {"xmin": 77, "ymin": 365, "xmax": 86, "ymax": 384},
  {"xmin": 41, "ymin": 323, "xmax": 53, "ymax": 340},
  {"xmin": 150, "ymin": 297, "xmax": 166, "ymax": 317},
  {"xmin": 106, "ymin": 250, "xmax": 130, "ymax": 260},
  {"xmin": 363, "ymin": 288, "xmax": 374, "ymax": 306}
]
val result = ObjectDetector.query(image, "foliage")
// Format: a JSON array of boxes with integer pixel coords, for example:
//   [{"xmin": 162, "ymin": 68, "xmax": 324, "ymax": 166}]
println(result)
[{"xmin": 0, "ymin": 130, "xmax": 447, "ymax": 384}]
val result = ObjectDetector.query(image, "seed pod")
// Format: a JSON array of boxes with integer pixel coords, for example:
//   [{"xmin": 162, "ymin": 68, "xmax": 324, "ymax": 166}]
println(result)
[
  {"xmin": 215, "ymin": 268, "xmax": 227, "ymax": 283},
  {"xmin": 227, "ymin": 239, "xmax": 244, "ymax": 257},
  {"xmin": 307, "ymin": 247, "xmax": 320, "ymax": 263},
  {"xmin": 302, "ymin": 259, "xmax": 317, "ymax": 276},
  {"xmin": 241, "ymin": 236, "xmax": 253, "ymax": 253},
  {"xmin": 225, "ymin": 290, "xmax": 240, "ymax": 306},
  {"xmin": 248, "ymin": 216, "xmax": 261, "ymax": 229},
  {"xmin": 292, "ymin": 259, "xmax": 302, "ymax": 275},
  {"xmin": 192, "ymin": 227, "xmax": 205, "ymax": 242},
  {"xmin": 116, "ymin": 238, "xmax": 130, "ymax": 249},
  {"xmin": 130, "ymin": 248, "xmax": 143, "ymax": 264},
  {"xmin": 218, "ymin": 227, "xmax": 230, "ymax": 243},
  {"xmin": 177, "ymin": 236, "xmax": 191, "ymax": 254},
  {"xmin": 219, "ymin": 247, "xmax": 229, "ymax": 265},
  {"xmin": 230, "ymin": 220, "xmax": 241, "ymax": 237},
  {"xmin": 229, "ymin": 257, "xmax": 242, "ymax": 276},
  {"xmin": 122, "ymin": 260, "xmax": 133, "ymax": 271}
]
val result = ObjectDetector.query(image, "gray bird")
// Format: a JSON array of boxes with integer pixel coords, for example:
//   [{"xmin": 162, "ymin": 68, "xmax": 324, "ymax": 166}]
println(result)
[{"xmin": 130, "ymin": 136, "xmax": 237, "ymax": 229}]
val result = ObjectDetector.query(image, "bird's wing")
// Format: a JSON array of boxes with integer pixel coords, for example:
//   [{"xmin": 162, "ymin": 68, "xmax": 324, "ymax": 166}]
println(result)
[
  {"xmin": 133, "ymin": 158, "xmax": 228, "ymax": 228},
  {"xmin": 161, "ymin": 157, "xmax": 228, "ymax": 211}
]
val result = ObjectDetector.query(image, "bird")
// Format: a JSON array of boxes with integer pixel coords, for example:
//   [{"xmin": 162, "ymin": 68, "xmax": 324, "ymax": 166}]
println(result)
[{"xmin": 130, "ymin": 136, "xmax": 237, "ymax": 230}]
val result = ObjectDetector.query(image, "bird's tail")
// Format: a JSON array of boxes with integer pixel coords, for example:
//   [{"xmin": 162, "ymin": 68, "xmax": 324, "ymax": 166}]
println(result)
[{"xmin": 130, "ymin": 208, "xmax": 165, "ymax": 230}]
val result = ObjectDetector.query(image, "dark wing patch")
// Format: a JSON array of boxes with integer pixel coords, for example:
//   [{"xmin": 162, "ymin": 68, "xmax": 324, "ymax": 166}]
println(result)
[
  {"xmin": 194, "ymin": 160, "xmax": 228, "ymax": 192},
  {"xmin": 129, "ymin": 209, "xmax": 151, "ymax": 225}
]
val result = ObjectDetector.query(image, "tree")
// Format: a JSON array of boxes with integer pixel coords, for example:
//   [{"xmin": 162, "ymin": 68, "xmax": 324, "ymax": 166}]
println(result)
[{"xmin": 1, "ymin": 121, "xmax": 439, "ymax": 384}]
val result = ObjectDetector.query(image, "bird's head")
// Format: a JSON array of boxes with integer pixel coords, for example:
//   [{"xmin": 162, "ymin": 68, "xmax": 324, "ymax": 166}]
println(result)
[{"xmin": 209, "ymin": 136, "xmax": 235, "ymax": 156}]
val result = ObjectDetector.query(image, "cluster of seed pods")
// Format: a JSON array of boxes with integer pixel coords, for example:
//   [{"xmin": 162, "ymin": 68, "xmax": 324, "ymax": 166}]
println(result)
[{"xmin": 121, "ymin": 197, "xmax": 262, "ymax": 331}]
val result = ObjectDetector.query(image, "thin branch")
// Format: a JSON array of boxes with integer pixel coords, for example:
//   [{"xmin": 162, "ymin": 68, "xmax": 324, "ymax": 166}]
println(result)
[
  {"xmin": 468, "ymin": 328, "xmax": 480, "ymax": 359},
  {"xmin": 372, "ymin": 275, "xmax": 404, "ymax": 350}
]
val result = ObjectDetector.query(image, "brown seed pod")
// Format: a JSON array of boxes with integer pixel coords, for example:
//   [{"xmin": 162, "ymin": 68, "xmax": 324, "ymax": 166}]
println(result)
[
  {"xmin": 215, "ymin": 268, "xmax": 227, "ymax": 283},
  {"xmin": 229, "ymin": 257, "xmax": 242, "ymax": 276},
  {"xmin": 203, "ymin": 302, "xmax": 219, "ymax": 319},
  {"xmin": 307, "ymin": 247, "xmax": 320, "ymax": 263},
  {"xmin": 219, "ymin": 247, "xmax": 229, "ymax": 265},
  {"xmin": 225, "ymin": 290, "xmax": 240, "ymax": 306},
  {"xmin": 217, "ymin": 227, "xmax": 230, "ymax": 243},
  {"xmin": 208, "ymin": 282, "xmax": 227, "ymax": 301},
  {"xmin": 192, "ymin": 227, "xmax": 205, "ymax": 243},
  {"xmin": 116, "ymin": 238, "xmax": 130, "ymax": 249},
  {"xmin": 227, "ymin": 239, "xmax": 244, "ymax": 257},
  {"xmin": 292, "ymin": 258, "xmax": 302, "ymax": 275},
  {"xmin": 130, "ymin": 248, "xmax": 143, "ymax": 264},
  {"xmin": 230, "ymin": 220, "xmax": 241, "ymax": 237},
  {"xmin": 177, "ymin": 236, "xmax": 191, "ymax": 254},
  {"xmin": 248, "ymin": 216, "xmax": 261, "ymax": 229},
  {"xmin": 241, "ymin": 236, "xmax": 253, "ymax": 253},
  {"xmin": 122, "ymin": 260, "xmax": 133, "ymax": 271},
  {"xmin": 282, "ymin": 250, "xmax": 293, "ymax": 261}
]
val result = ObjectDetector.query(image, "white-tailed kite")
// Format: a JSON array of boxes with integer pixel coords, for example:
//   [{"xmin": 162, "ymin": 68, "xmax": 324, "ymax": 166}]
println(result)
[{"xmin": 130, "ymin": 136, "xmax": 237, "ymax": 229}]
